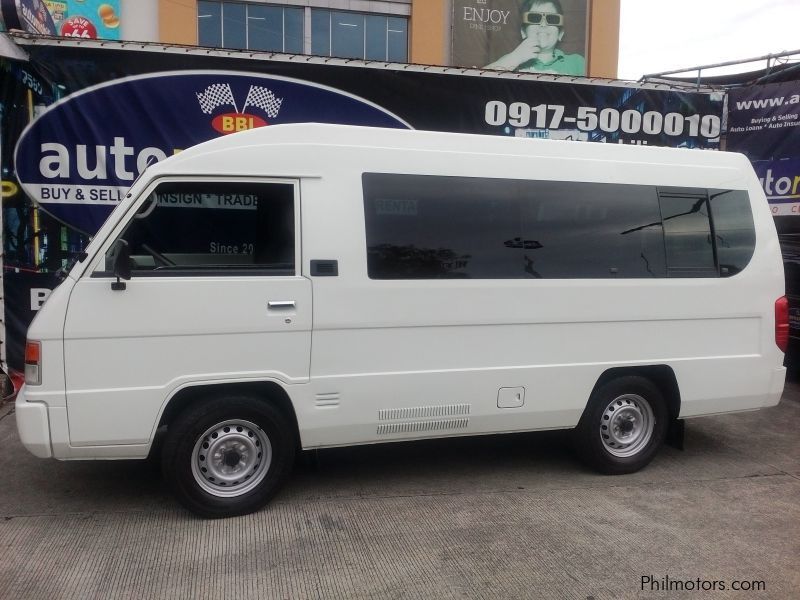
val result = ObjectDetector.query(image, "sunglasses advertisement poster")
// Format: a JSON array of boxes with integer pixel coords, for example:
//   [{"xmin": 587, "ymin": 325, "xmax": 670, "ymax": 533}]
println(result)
[{"xmin": 452, "ymin": 0, "xmax": 587, "ymax": 75}]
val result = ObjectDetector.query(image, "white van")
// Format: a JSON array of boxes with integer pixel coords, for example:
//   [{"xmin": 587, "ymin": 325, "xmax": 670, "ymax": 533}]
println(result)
[{"xmin": 16, "ymin": 124, "xmax": 787, "ymax": 517}]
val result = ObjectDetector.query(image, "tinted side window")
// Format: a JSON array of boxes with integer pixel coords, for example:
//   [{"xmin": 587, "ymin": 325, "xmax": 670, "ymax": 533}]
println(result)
[
  {"xmin": 363, "ymin": 175, "xmax": 523, "ymax": 279},
  {"xmin": 709, "ymin": 190, "xmax": 755, "ymax": 277},
  {"xmin": 520, "ymin": 181, "xmax": 665, "ymax": 278},
  {"xmin": 659, "ymin": 193, "xmax": 717, "ymax": 277},
  {"xmin": 363, "ymin": 174, "xmax": 666, "ymax": 279},
  {"xmin": 104, "ymin": 181, "xmax": 295, "ymax": 275}
]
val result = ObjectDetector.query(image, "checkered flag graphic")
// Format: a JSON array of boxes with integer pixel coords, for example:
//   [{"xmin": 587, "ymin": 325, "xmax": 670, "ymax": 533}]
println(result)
[
  {"xmin": 242, "ymin": 86, "xmax": 283, "ymax": 118},
  {"xmin": 196, "ymin": 83, "xmax": 238, "ymax": 114}
]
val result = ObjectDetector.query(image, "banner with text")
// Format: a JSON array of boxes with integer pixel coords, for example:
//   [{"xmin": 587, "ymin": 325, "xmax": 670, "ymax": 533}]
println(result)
[
  {"xmin": 727, "ymin": 81, "xmax": 800, "ymax": 218},
  {"xmin": 728, "ymin": 81, "xmax": 800, "ymax": 161},
  {"xmin": 753, "ymin": 157, "xmax": 800, "ymax": 217},
  {"xmin": 0, "ymin": 0, "xmax": 56, "ymax": 34}
]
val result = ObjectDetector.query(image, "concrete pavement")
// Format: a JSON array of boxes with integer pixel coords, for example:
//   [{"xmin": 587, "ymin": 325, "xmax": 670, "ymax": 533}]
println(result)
[{"xmin": 0, "ymin": 383, "xmax": 798, "ymax": 599}]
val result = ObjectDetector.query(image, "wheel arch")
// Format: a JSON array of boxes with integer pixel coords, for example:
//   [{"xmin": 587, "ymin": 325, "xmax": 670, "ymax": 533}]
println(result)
[
  {"xmin": 155, "ymin": 380, "xmax": 302, "ymax": 447},
  {"xmin": 589, "ymin": 365, "xmax": 681, "ymax": 420}
]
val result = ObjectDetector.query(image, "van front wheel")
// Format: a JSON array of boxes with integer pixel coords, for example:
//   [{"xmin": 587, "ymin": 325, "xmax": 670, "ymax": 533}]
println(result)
[
  {"xmin": 573, "ymin": 376, "xmax": 668, "ymax": 474},
  {"xmin": 162, "ymin": 395, "xmax": 295, "ymax": 518}
]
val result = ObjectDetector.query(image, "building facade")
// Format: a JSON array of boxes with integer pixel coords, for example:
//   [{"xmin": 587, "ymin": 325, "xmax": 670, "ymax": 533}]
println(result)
[{"xmin": 124, "ymin": 0, "xmax": 619, "ymax": 78}]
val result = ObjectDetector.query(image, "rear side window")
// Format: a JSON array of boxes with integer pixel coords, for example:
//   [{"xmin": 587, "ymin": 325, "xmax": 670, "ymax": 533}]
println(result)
[
  {"xmin": 658, "ymin": 192, "xmax": 717, "ymax": 278},
  {"xmin": 658, "ymin": 188, "xmax": 756, "ymax": 278},
  {"xmin": 103, "ymin": 181, "xmax": 295, "ymax": 275},
  {"xmin": 709, "ymin": 190, "xmax": 756, "ymax": 276}
]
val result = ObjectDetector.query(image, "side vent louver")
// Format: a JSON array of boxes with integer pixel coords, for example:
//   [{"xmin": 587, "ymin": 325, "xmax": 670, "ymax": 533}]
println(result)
[
  {"xmin": 378, "ymin": 404, "xmax": 470, "ymax": 421},
  {"xmin": 315, "ymin": 393, "xmax": 340, "ymax": 408},
  {"xmin": 377, "ymin": 403, "xmax": 470, "ymax": 435}
]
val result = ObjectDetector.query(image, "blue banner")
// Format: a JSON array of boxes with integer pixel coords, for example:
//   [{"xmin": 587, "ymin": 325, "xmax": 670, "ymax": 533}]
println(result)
[
  {"xmin": 753, "ymin": 157, "xmax": 800, "ymax": 216},
  {"xmin": 728, "ymin": 82, "xmax": 800, "ymax": 162},
  {"xmin": 15, "ymin": 71, "xmax": 410, "ymax": 232}
]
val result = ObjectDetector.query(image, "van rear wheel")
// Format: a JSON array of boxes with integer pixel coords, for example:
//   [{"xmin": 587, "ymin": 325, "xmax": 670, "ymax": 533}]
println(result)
[
  {"xmin": 162, "ymin": 395, "xmax": 295, "ymax": 518},
  {"xmin": 573, "ymin": 376, "xmax": 668, "ymax": 474}
]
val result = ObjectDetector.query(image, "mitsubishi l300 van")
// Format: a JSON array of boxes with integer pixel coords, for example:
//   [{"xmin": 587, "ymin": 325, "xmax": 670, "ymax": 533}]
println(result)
[{"xmin": 17, "ymin": 124, "xmax": 787, "ymax": 517}]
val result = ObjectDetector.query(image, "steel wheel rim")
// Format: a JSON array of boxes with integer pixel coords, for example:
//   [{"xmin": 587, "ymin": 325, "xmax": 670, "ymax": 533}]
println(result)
[
  {"xmin": 191, "ymin": 419, "xmax": 272, "ymax": 498},
  {"xmin": 599, "ymin": 394, "xmax": 654, "ymax": 458}
]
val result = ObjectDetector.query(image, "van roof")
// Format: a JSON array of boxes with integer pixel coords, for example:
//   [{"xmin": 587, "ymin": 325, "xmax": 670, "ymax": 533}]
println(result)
[{"xmin": 158, "ymin": 123, "xmax": 748, "ymax": 175}]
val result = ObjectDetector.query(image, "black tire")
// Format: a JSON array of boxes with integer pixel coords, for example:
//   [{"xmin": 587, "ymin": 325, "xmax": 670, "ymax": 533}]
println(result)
[
  {"xmin": 572, "ymin": 376, "xmax": 668, "ymax": 475},
  {"xmin": 162, "ymin": 394, "xmax": 296, "ymax": 518}
]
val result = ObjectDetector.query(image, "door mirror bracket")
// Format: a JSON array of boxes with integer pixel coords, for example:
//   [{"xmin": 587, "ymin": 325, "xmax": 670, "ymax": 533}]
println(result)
[{"xmin": 111, "ymin": 239, "xmax": 131, "ymax": 291}]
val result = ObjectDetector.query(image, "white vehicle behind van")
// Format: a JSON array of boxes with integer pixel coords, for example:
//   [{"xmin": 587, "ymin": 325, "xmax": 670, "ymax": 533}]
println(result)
[{"xmin": 16, "ymin": 124, "xmax": 787, "ymax": 517}]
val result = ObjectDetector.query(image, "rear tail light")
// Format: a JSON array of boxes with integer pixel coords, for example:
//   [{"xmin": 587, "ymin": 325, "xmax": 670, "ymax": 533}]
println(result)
[
  {"xmin": 24, "ymin": 340, "xmax": 41, "ymax": 385},
  {"xmin": 775, "ymin": 296, "xmax": 789, "ymax": 353}
]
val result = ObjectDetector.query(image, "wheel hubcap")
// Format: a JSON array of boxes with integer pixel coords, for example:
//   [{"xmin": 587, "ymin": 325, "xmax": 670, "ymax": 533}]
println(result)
[
  {"xmin": 599, "ymin": 394, "xmax": 654, "ymax": 458},
  {"xmin": 191, "ymin": 419, "xmax": 272, "ymax": 498}
]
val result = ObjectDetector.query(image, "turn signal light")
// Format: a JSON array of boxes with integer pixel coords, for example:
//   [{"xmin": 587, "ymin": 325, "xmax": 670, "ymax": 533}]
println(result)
[
  {"xmin": 775, "ymin": 296, "xmax": 789, "ymax": 353},
  {"xmin": 24, "ymin": 340, "xmax": 41, "ymax": 385}
]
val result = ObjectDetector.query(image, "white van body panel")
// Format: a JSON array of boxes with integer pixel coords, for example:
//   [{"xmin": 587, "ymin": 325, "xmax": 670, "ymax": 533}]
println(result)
[
  {"xmin": 62, "ymin": 275, "xmax": 312, "ymax": 445},
  {"xmin": 19, "ymin": 124, "xmax": 785, "ymax": 459}
]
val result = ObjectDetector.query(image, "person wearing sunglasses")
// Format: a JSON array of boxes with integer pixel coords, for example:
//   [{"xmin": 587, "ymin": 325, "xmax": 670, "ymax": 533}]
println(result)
[{"xmin": 484, "ymin": 0, "xmax": 585, "ymax": 75}]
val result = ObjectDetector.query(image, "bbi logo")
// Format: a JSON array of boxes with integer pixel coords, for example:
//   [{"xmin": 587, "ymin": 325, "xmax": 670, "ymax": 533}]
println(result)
[{"xmin": 197, "ymin": 83, "xmax": 282, "ymax": 135}]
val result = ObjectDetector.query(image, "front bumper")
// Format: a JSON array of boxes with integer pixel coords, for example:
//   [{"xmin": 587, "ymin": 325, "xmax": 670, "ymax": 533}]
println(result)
[{"xmin": 15, "ymin": 385, "xmax": 53, "ymax": 458}]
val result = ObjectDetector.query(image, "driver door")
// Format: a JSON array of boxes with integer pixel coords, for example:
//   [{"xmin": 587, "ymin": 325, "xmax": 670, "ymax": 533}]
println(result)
[{"xmin": 63, "ymin": 178, "xmax": 311, "ymax": 447}]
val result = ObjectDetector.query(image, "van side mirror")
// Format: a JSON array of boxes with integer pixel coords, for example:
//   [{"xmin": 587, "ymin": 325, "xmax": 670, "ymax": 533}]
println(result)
[{"xmin": 111, "ymin": 239, "xmax": 131, "ymax": 291}]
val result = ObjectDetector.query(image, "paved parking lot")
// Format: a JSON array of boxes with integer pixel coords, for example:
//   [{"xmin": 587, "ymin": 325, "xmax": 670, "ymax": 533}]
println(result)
[{"xmin": 1, "ymin": 382, "xmax": 798, "ymax": 600}]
